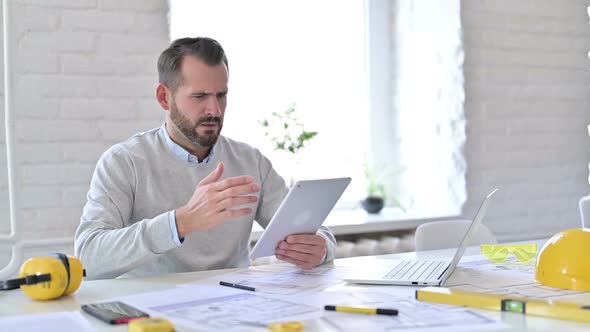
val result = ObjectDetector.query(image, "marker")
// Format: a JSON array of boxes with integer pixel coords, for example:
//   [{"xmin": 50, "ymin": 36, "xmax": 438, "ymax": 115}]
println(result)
[
  {"xmin": 416, "ymin": 287, "xmax": 590, "ymax": 323},
  {"xmin": 219, "ymin": 281, "xmax": 256, "ymax": 292},
  {"xmin": 324, "ymin": 305, "xmax": 398, "ymax": 316}
]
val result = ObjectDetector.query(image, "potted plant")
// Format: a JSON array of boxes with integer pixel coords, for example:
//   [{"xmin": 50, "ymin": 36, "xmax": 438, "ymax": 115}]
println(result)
[
  {"xmin": 259, "ymin": 103, "xmax": 317, "ymax": 184},
  {"xmin": 361, "ymin": 163, "xmax": 405, "ymax": 214},
  {"xmin": 259, "ymin": 103, "xmax": 317, "ymax": 154},
  {"xmin": 361, "ymin": 165, "xmax": 386, "ymax": 214}
]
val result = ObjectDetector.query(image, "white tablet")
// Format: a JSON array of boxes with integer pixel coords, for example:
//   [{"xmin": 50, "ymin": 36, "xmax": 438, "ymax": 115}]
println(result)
[{"xmin": 249, "ymin": 177, "xmax": 351, "ymax": 260}]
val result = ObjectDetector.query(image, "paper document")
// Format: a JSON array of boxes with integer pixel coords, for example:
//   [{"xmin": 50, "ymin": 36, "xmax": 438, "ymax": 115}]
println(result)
[
  {"xmin": 117, "ymin": 285, "xmax": 321, "ymax": 332},
  {"xmin": 118, "ymin": 284, "xmax": 505, "ymax": 332},
  {"xmin": 229, "ymin": 263, "xmax": 357, "ymax": 280},
  {"xmin": 460, "ymin": 257, "xmax": 536, "ymax": 275},
  {"xmin": 314, "ymin": 290, "xmax": 507, "ymax": 332},
  {"xmin": 116, "ymin": 261, "xmax": 515, "ymax": 332},
  {"xmin": 196, "ymin": 264, "xmax": 353, "ymax": 296},
  {"xmin": 0, "ymin": 311, "xmax": 95, "ymax": 332},
  {"xmin": 450, "ymin": 256, "xmax": 590, "ymax": 302}
]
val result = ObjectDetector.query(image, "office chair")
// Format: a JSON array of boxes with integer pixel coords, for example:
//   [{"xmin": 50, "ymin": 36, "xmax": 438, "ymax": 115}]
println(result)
[{"xmin": 414, "ymin": 219, "xmax": 497, "ymax": 252}]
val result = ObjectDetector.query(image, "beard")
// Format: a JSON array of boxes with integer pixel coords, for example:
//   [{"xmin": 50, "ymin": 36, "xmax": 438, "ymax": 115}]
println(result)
[{"xmin": 169, "ymin": 101, "xmax": 223, "ymax": 148}]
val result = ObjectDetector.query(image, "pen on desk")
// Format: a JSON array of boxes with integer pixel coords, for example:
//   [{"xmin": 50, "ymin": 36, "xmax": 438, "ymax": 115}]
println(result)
[
  {"xmin": 219, "ymin": 281, "xmax": 256, "ymax": 292},
  {"xmin": 324, "ymin": 305, "xmax": 398, "ymax": 316}
]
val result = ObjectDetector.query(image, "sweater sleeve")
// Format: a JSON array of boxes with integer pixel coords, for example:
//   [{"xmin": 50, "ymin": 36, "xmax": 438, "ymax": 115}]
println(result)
[
  {"xmin": 254, "ymin": 153, "xmax": 337, "ymax": 264},
  {"xmin": 74, "ymin": 147, "xmax": 179, "ymax": 279}
]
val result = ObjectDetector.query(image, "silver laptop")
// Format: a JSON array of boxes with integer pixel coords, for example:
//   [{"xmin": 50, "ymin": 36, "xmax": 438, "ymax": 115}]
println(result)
[{"xmin": 344, "ymin": 189, "xmax": 497, "ymax": 286}]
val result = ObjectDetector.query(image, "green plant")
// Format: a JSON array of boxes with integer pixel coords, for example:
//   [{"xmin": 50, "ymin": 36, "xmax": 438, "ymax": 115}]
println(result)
[
  {"xmin": 259, "ymin": 103, "xmax": 318, "ymax": 154},
  {"xmin": 364, "ymin": 162, "xmax": 406, "ymax": 212},
  {"xmin": 364, "ymin": 164, "xmax": 386, "ymax": 198}
]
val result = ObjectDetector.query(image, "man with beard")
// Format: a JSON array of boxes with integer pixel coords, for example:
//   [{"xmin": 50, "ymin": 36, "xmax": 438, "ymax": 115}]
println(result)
[{"xmin": 74, "ymin": 37, "xmax": 336, "ymax": 279}]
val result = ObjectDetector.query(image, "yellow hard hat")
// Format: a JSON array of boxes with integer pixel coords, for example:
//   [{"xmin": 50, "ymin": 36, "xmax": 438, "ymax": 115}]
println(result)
[{"xmin": 535, "ymin": 228, "xmax": 590, "ymax": 291}]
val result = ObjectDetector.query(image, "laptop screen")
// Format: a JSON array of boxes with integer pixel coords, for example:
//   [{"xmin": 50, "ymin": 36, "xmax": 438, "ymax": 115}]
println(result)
[{"xmin": 440, "ymin": 188, "xmax": 498, "ymax": 285}]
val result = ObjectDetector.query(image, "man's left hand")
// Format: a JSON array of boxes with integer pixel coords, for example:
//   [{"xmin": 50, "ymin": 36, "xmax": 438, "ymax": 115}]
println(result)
[{"xmin": 275, "ymin": 234, "xmax": 327, "ymax": 270}]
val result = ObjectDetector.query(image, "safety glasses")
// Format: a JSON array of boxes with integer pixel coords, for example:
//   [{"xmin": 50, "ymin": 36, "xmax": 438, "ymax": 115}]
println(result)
[{"xmin": 480, "ymin": 244, "xmax": 538, "ymax": 263}]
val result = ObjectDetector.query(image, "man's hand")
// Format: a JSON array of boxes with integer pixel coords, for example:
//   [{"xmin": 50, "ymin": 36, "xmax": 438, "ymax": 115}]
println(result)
[
  {"xmin": 275, "ymin": 234, "xmax": 327, "ymax": 270},
  {"xmin": 175, "ymin": 162, "xmax": 260, "ymax": 238}
]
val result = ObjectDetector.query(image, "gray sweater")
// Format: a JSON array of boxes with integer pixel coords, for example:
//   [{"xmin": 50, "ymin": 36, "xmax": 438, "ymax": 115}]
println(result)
[{"xmin": 74, "ymin": 127, "xmax": 336, "ymax": 279}]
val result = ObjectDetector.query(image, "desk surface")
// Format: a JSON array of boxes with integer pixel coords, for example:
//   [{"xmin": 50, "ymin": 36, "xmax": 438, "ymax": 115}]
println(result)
[{"xmin": 1, "ymin": 242, "xmax": 589, "ymax": 332}]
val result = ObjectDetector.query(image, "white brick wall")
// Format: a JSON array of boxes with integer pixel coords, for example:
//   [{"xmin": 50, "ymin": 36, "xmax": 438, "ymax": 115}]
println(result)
[
  {"xmin": 462, "ymin": 0, "xmax": 590, "ymax": 241},
  {"xmin": 0, "ymin": 0, "xmax": 168, "ymax": 267}
]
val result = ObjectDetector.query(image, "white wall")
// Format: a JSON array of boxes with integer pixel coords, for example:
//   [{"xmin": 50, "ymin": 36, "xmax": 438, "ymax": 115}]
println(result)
[
  {"xmin": 461, "ymin": 0, "xmax": 590, "ymax": 240},
  {"xmin": 0, "ymin": 0, "xmax": 169, "ymax": 265}
]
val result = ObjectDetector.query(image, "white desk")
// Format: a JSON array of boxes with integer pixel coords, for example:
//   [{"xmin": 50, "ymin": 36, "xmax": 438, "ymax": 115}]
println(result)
[{"xmin": 1, "ymin": 244, "xmax": 589, "ymax": 332}]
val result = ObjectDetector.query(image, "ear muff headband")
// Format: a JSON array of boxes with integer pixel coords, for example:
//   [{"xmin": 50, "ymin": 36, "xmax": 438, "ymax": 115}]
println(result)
[
  {"xmin": 52, "ymin": 253, "xmax": 71, "ymax": 292},
  {"xmin": 0, "ymin": 273, "xmax": 52, "ymax": 290},
  {"xmin": 62, "ymin": 255, "xmax": 84, "ymax": 295}
]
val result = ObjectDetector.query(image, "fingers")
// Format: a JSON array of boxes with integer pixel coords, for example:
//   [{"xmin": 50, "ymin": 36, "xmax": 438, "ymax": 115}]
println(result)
[
  {"xmin": 215, "ymin": 182, "xmax": 260, "ymax": 201},
  {"xmin": 276, "ymin": 253, "xmax": 316, "ymax": 270},
  {"xmin": 198, "ymin": 162, "xmax": 224, "ymax": 186},
  {"xmin": 180, "ymin": 165, "xmax": 263, "ymax": 235},
  {"xmin": 276, "ymin": 245, "xmax": 326, "ymax": 264},
  {"xmin": 199, "ymin": 167, "xmax": 260, "ymax": 211},
  {"xmin": 277, "ymin": 241, "xmax": 319, "ymax": 255},
  {"xmin": 275, "ymin": 235, "xmax": 327, "ymax": 269},
  {"xmin": 286, "ymin": 234, "xmax": 327, "ymax": 246},
  {"xmin": 208, "ymin": 180, "xmax": 260, "ymax": 213},
  {"xmin": 217, "ymin": 195, "xmax": 259, "ymax": 211},
  {"xmin": 220, "ymin": 207, "xmax": 254, "ymax": 219},
  {"xmin": 213, "ymin": 175, "xmax": 256, "ymax": 192}
]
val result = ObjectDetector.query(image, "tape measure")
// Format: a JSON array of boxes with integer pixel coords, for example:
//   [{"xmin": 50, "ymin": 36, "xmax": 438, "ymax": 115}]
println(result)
[{"xmin": 128, "ymin": 318, "xmax": 175, "ymax": 332}]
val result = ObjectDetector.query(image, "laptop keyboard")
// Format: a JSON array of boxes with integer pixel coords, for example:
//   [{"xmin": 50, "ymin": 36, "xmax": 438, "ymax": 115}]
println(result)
[{"xmin": 382, "ymin": 260, "xmax": 446, "ymax": 281}]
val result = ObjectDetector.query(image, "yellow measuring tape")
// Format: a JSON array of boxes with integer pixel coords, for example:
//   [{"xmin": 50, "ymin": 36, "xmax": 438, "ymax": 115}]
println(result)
[
  {"xmin": 128, "ymin": 318, "xmax": 175, "ymax": 332},
  {"xmin": 480, "ymin": 244, "xmax": 537, "ymax": 263}
]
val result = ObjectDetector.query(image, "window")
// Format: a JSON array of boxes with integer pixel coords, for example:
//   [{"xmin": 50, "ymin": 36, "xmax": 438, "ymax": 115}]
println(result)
[
  {"xmin": 170, "ymin": 0, "xmax": 368, "ymax": 207},
  {"xmin": 170, "ymin": 0, "xmax": 466, "ymax": 215}
]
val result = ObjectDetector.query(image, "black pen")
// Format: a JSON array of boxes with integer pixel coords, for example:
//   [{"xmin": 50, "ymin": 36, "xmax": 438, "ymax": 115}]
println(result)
[{"xmin": 219, "ymin": 281, "xmax": 256, "ymax": 292}]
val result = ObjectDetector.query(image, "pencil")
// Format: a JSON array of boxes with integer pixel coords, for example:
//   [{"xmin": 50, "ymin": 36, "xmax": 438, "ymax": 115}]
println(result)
[{"xmin": 324, "ymin": 305, "xmax": 398, "ymax": 316}]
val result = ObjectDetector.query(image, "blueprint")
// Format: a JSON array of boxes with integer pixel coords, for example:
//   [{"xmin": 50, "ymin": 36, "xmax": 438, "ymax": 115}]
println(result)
[
  {"xmin": 449, "ymin": 256, "xmax": 590, "ymax": 302},
  {"xmin": 321, "ymin": 295, "xmax": 499, "ymax": 332},
  {"xmin": 197, "ymin": 263, "xmax": 354, "ymax": 295},
  {"xmin": 117, "ymin": 285, "xmax": 321, "ymax": 332},
  {"xmin": 117, "ymin": 285, "xmax": 508, "ymax": 332},
  {"xmin": 112, "ymin": 257, "xmax": 514, "ymax": 332}
]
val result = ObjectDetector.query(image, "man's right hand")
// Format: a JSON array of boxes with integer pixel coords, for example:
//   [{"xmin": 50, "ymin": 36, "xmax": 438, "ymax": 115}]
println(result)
[{"xmin": 175, "ymin": 162, "xmax": 260, "ymax": 238}]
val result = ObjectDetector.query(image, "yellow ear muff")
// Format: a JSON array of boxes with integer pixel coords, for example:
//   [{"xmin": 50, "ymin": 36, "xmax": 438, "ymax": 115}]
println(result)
[
  {"xmin": 0, "ymin": 253, "xmax": 85, "ymax": 301},
  {"xmin": 19, "ymin": 256, "xmax": 69, "ymax": 300}
]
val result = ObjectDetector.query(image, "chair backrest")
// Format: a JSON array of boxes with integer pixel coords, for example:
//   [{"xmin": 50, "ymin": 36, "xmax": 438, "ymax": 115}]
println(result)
[{"xmin": 414, "ymin": 219, "xmax": 497, "ymax": 252}]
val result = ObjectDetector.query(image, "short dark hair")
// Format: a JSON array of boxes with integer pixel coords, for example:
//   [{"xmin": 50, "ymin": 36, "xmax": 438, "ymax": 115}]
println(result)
[{"xmin": 157, "ymin": 37, "xmax": 228, "ymax": 91}]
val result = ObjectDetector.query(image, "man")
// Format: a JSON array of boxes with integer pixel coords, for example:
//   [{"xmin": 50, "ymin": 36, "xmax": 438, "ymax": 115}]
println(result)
[{"xmin": 74, "ymin": 37, "xmax": 336, "ymax": 279}]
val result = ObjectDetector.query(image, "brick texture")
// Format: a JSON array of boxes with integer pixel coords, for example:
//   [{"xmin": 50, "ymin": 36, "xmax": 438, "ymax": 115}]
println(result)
[
  {"xmin": 462, "ymin": 0, "xmax": 590, "ymax": 241},
  {"xmin": 0, "ymin": 0, "xmax": 168, "ymax": 267}
]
